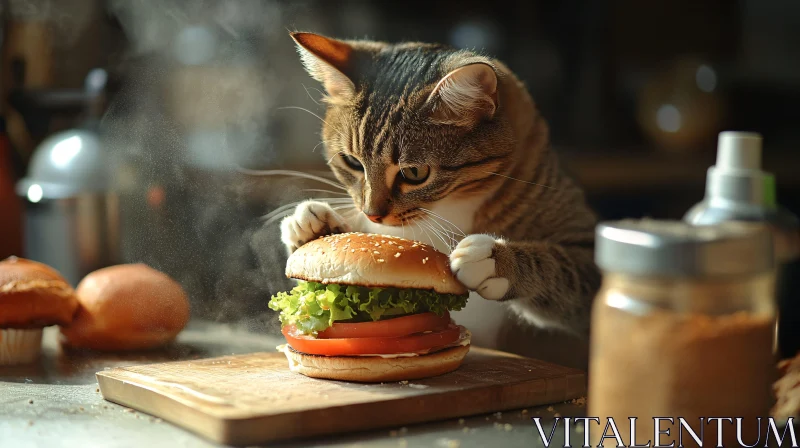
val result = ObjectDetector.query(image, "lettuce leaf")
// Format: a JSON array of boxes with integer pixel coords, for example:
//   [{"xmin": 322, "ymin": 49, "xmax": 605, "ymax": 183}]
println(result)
[{"xmin": 268, "ymin": 281, "xmax": 469, "ymax": 335}]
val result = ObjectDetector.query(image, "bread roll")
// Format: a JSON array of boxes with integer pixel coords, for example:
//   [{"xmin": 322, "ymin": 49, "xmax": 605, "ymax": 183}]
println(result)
[{"xmin": 60, "ymin": 264, "xmax": 190, "ymax": 351}]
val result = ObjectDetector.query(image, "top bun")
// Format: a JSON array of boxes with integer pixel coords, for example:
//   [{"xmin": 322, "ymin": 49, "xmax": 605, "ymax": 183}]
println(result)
[
  {"xmin": 285, "ymin": 233, "xmax": 467, "ymax": 295},
  {"xmin": 0, "ymin": 256, "xmax": 79, "ymax": 328}
]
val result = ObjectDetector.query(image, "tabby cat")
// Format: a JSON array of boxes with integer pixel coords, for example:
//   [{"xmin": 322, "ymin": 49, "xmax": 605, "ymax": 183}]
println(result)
[{"xmin": 280, "ymin": 32, "xmax": 600, "ymax": 335}]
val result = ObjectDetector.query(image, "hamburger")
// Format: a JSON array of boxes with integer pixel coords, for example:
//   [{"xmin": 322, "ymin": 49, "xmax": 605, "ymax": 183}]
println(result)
[{"xmin": 269, "ymin": 232, "xmax": 471, "ymax": 382}]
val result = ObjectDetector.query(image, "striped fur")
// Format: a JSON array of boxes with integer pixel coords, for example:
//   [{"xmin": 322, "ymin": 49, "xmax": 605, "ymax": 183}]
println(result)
[{"xmin": 285, "ymin": 32, "xmax": 600, "ymax": 336}]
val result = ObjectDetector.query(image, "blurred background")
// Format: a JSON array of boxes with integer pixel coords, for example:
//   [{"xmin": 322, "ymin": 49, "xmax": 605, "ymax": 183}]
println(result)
[{"xmin": 1, "ymin": 0, "xmax": 799, "ymax": 364}]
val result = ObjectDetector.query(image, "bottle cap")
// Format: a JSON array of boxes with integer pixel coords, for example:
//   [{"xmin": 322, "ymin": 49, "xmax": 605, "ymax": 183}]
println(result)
[
  {"xmin": 716, "ymin": 131, "xmax": 762, "ymax": 170},
  {"xmin": 705, "ymin": 131, "xmax": 775, "ymax": 208}
]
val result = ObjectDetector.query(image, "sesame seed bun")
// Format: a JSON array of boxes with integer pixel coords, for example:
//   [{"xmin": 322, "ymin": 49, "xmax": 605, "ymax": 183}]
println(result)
[
  {"xmin": 285, "ymin": 233, "xmax": 467, "ymax": 295},
  {"xmin": 0, "ymin": 256, "xmax": 79, "ymax": 328},
  {"xmin": 60, "ymin": 264, "xmax": 190, "ymax": 351},
  {"xmin": 280, "ymin": 342, "xmax": 470, "ymax": 383}
]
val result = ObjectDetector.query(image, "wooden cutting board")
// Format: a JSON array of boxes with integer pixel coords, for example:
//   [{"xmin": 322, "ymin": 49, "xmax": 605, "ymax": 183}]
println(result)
[{"xmin": 96, "ymin": 347, "xmax": 586, "ymax": 446}]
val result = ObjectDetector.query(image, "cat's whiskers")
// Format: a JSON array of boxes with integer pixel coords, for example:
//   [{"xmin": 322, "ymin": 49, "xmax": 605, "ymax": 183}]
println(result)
[
  {"xmin": 327, "ymin": 150, "xmax": 344, "ymax": 164},
  {"xmin": 414, "ymin": 220, "xmax": 437, "ymax": 249},
  {"xmin": 420, "ymin": 213, "xmax": 462, "ymax": 243},
  {"xmin": 418, "ymin": 208, "xmax": 467, "ymax": 237},
  {"xmin": 483, "ymin": 171, "xmax": 557, "ymax": 190},
  {"xmin": 236, "ymin": 169, "xmax": 347, "ymax": 191},
  {"xmin": 261, "ymin": 198, "xmax": 353, "ymax": 224},
  {"xmin": 276, "ymin": 106, "xmax": 347, "ymax": 140},
  {"xmin": 302, "ymin": 84, "xmax": 323, "ymax": 106},
  {"xmin": 312, "ymin": 140, "xmax": 327, "ymax": 153},
  {"xmin": 421, "ymin": 217, "xmax": 459, "ymax": 250},
  {"xmin": 301, "ymin": 188, "xmax": 350, "ymax": 196},
  {"xmin": 418, "ymin": 219, "xmax": 453, "ymax": 252},
  {"xmin": 331, "ymin": 204, "xmax": 358, "ymax": 214}
]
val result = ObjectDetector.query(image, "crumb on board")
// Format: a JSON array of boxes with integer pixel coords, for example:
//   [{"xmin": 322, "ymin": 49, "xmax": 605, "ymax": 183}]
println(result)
[
  {"xmin": 521, "ymin": 409, "xmax": 528, "ymax": 414},
  {"xmin": 28, "ymin": 399, "xmax": 33, "ymax": 404},
  {"xmin": 399, "ymin": 380, "xmax": 409, "ymax": 385},
  {"xmin": 458, "ymin": 418, "xmax": 465, "ymax": 425},
  {"xmin": 408, "ymin": 384, "xmax": 429, "ymax": 389},
  {"xmin": 399, "ymin": 427, "xmax": 408, "ymax": 435},
  {"xmin": 554, "ymin": 413, "xmax": 561, "ymax": 418},
  {"xmin": 398, "ymin": 439, "xmax": 408, "ymax": 448},
  {"xmin": 462, "ymin": 427, "xmax": 469, "ymax": 433},
  {"xmin": 494, "ymin": 411, "xmax": 502, "ymax": 419},
  {"xmin": 504, "ymin": 423, "xmax": 512, "ymax": 432},
  {"xmin": 95, "ymin": 388, "xmax": 100, "ymax": 393},
  {"xmin": 493, "ymin": 422, "xmax": 502, "ymax": 430},
  {"xmin": 546, "ymin": 406, "xmax": 554, "ymax": 412},
  {"xmin": 570, "ymin": 397, "xmax": 587, "ymax": 407},
  {"xmin": 390, "ymin": 430, "xmax": 398, "ymax": 437}
]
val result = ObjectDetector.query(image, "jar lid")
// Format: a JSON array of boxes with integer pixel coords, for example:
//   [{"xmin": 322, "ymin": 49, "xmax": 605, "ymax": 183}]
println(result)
[{"xmin": 595, "ymin": 219, "xmax": 774, "ymax": 277}]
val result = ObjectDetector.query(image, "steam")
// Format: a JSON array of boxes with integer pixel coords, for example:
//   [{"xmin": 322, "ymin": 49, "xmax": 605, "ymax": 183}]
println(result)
[{"xmin": 99, "ymin": 0, "xmax": 333, "ymax": 331}]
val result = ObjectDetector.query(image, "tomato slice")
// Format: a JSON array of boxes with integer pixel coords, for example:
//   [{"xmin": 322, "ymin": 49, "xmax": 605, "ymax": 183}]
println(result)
[
  {"xmin": 317, "ymin": 312, "xmax": 451, "ymax": 339},
  {"xmin": 283, "ymin": 324, "xmax": 464, "ymax": 356}
]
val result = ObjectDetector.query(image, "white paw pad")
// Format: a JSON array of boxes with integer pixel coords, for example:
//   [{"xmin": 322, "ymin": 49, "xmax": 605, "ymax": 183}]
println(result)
[
  {"xmin": 449, "ymin": 234, "xmax": 510, "ymax": 300},
  {"xmin": 280, "ymin": 201, "xmax": 350, "ymax": 251}
]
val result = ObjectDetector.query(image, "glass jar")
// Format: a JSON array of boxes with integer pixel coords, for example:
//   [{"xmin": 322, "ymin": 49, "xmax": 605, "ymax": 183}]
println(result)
[{"xmin": 588, "ymin": 220, "xmax": 777, "ymax": 448}]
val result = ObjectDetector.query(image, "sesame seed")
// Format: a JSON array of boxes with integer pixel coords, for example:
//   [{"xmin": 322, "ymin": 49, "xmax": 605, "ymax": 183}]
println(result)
[
  {"xmin": 442, "ymin": 279, "xmax": 446, "ymax": 283},
  {"xmin": 361, "ymin": 248, "xmax": 367, "ymax": 252},
  {"xmin": 373, "ymin": 250, "xmax": 380, "ymax": 254},
  {"xmin": 377, "ymin": 259, "xmax": 385, "ymax": 263},
  {"xmin": 394, "ymin": 252, "xmax": 401, "ymax": 258},
  {"xmin": 375, "ymin": 242, "xmax": 380, "ymax": 247},
  {"xmin": 381, "ymin": 240, "xmax": 386, "ymax": 243},
  {"xmin": 351, "ymin": 249, "xmax": 355, "ymax": 253},
  {"xmin": 398, "ymin": 246, "xmax": 404, "ymax": 250}
]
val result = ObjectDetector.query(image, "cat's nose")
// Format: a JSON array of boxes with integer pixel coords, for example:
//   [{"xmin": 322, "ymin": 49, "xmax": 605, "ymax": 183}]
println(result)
[{"xmin": 366, "ymin": 213, "xmax": 384, "ymax": 223}]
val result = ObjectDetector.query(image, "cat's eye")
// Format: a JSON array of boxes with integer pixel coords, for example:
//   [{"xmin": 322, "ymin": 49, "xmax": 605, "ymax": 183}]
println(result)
[
  {"xmin": 399, "ymin": 165, "xmax": 431, "ymax": 184},
  {"xmin": 341, "ymin": 154, "xmax": 364, "ymax": 171}
]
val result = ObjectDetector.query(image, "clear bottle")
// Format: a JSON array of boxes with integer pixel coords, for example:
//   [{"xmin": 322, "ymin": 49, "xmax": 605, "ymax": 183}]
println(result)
[
  {"xmin": 589, "ymin": 219, "xmax": 777, "ymax": 447},
  {"xmin": 684, "ymin": 131, "xmax": 800, "ymax": 358}
]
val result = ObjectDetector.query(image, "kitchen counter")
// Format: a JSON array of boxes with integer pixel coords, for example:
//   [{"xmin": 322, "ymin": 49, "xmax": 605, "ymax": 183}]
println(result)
[{"xmin": 0, "ymin": 321, "xmax": 587, "ymax": 448}]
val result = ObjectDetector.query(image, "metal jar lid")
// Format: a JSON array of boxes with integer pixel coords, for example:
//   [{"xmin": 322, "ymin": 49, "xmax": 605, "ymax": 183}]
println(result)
[{"xmin": 595, "ymin": 219, "xmax": 774, "ymax": 277}]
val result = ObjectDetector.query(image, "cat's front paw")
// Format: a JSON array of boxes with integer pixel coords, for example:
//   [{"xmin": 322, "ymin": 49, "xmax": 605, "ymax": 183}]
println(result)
[
  {"xmin": 280, "ymin": 201, "xmax": 352, "ymax": 253},
  {"xmin": 449, "ymin": 234, "xmax": 510, "ymax": 300}
]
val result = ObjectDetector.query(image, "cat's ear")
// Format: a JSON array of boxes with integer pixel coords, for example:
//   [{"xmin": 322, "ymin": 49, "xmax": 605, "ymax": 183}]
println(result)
[
  {"xmin": 291, "ymin": 32, "xmax": 356, "ymax": 101},
  {"xmin": 426, "ymin": 62, "xmax": 498, "ymax": 127}
]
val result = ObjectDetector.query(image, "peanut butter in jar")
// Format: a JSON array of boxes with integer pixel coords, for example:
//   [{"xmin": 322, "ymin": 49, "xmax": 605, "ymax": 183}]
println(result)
[{"xmin": 589, "ymin": 220, "xmax": 778, "ymax": 448}]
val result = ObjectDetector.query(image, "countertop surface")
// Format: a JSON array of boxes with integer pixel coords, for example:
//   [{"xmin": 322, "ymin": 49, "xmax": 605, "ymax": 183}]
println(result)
[{"xmin": 0, "ymin": 321, "xmax": 588, "ymax": 448}]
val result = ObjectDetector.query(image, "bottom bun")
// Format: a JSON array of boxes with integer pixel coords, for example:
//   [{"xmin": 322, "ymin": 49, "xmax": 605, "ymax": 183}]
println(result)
[{"xmin": 280, "ymin": 344, "xmax": 470, "ymax": 383}]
